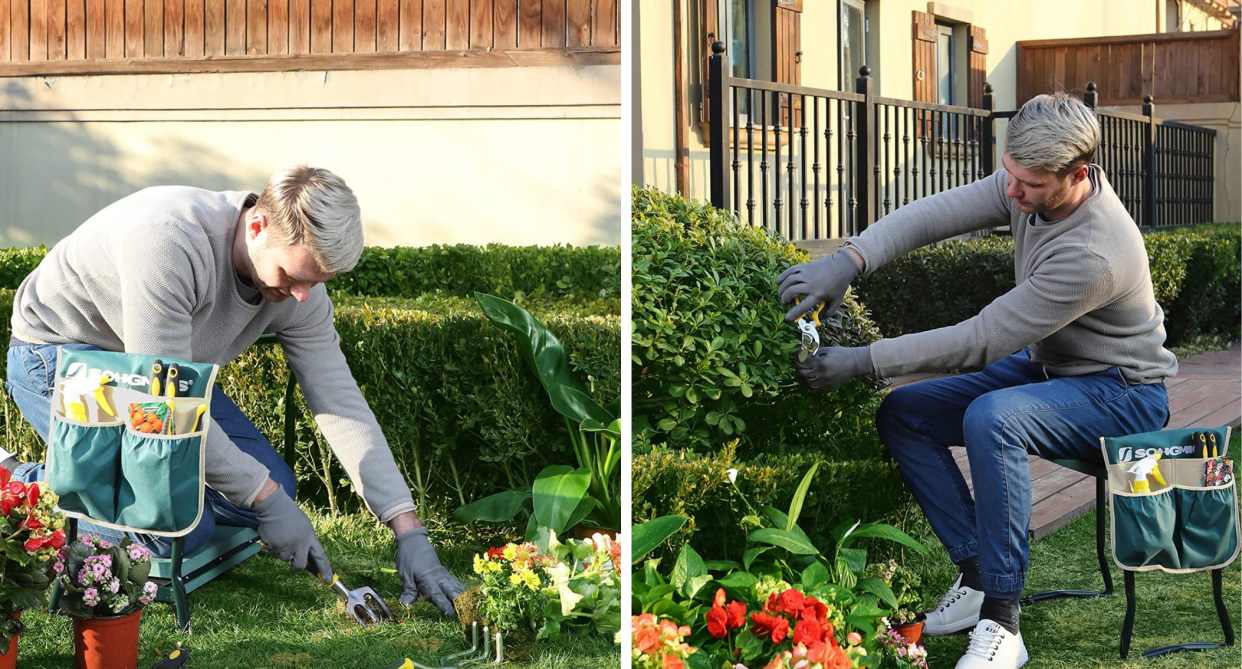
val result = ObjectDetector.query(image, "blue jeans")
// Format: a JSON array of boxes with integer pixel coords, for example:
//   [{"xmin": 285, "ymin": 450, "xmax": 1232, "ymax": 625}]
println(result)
[
  {"xmin": 4, "ymin": 342, "xmax": 298, "ymax": 558},
  {"xmin": 876, "ymin": 349, "xmax": 1169, "ymax": 598}
]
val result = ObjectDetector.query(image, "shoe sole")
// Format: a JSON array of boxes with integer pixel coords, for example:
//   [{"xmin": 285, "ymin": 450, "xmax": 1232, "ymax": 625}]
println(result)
[{"xmin": 922, "ymin": 614, "xmax": 980, "ymax": 636}]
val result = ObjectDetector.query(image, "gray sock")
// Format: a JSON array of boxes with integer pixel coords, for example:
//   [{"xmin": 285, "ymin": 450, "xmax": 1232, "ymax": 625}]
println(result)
[{"xmin": 0, "ymin": 456, "xmax": 20, "ymax": 473}]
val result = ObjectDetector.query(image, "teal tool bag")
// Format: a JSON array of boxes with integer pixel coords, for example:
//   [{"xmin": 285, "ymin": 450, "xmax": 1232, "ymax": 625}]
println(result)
[
  {"xmin": 1102, "ymin": 426, "xmax": 1239, "ymax": 573},
  {"xmin": 46, "ymin": 348, "xmax": 219, "ymax": 537}
]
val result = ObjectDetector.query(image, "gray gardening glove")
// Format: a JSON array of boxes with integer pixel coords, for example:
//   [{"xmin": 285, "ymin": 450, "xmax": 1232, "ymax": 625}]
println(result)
[
  {"xmin": 396, "ymin": 527, "xmax": 467, "ymax": 616},
  {"xmin": 794, "ymin": 346, "xmax": 874, "ymax": 392},
  {"xmin": 777, "ymin": 249, "xmax": 864, "ymax": 322},
  {"xmin": 254, "ymin": 488, "xmax": 334, "ymax": 578}
]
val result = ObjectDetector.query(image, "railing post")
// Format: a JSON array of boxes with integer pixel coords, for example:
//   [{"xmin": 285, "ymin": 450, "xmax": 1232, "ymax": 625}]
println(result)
[
  {"xmin": 708, "ymin": 41, "xmax": 730, "ymax": 210},
  {"xmin": 981, "ymin": 82, "xmax": 995, "ymax": 175},
  {"xmin": 1142, "ymin": 94, "xmax": 1156, "ymax": 227},
  {"xmin": 1084, "ymin": 81, "xmax": 1098, "ymax": 110},
  {"xmin": 854, "ymin": 65, "xmax": 875, "ymax": 233}
]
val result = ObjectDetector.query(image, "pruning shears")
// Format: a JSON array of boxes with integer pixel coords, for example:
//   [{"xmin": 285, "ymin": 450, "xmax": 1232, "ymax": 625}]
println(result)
[
  {"xmin": 148, "ymin": 644, "xmax": 190, "ymax": 668},
  {"xmin": 795, "ymin": 298, "xmax": 825, "ymax": 361}
]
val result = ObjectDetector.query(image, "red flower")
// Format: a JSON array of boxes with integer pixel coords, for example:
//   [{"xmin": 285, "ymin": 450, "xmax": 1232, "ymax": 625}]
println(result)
[
  {"xmin": 0, "ymin": 467, "xmax": 10, "ymax": 487},
  {"xmin": 846, "ymin": 632, "xmax": 862, "ymax": 646},
  {"xmin": 26, "ymin": 483, "xmax": 39, "ymax": 508},
  {"xmin": 5, "ymin": 481, "xmax": 25, "ymax": 496},
  {"xmin": 750, "ymin": 612, "xmax": 790, "ymax": 644},
  {"xmin": 635, "ymin": 627, "xmax": 660, "ymax": 654},
  {"xmin": 792, "ymin": 617, "xmax": 822, "ymax": 646},
  {"xmin": 777, "ymin": 589, "xmax": 806, "ymax": 616},
  {"xmin": 802, "ymin": 596, "xmax": 829, "ymax": 623},
  {"xmin": 663, "ymin": 655, "xmax": 685, "ymax": 669},
  {"xmin": 804, "ymin": 640, "xmax": 829, "ymax": 665},
  {"xmin": 825, "ymin": 641, "xmax": 850, "ymax": 669},
  {"xmin": 49, "ymin": 529, "xmax": 65, "ymax": 550},
  {"xmin": 23, "ymin": 516, "xmax": 43, "ymax": 530},
  {"xmin": 726, "ymin": 600, "xmax": 748, "ymax": 629},
  {"xmin": 706, "ymin": 605, "xmax": 729, "ymax": 639},
  {"xmin": 764, "ymin": 592, "xmax": 780, "ymax": 613},
  {"xmin": 0, "ymin": 496, "xmax": 19, "ymax": 516},
  {"xmin": 486, "ymin": 547, "xmax": 505, "ymax": 559},
  {"xmin": 23, "ymin": 536, "xmax": 49, "ymax": 553}
]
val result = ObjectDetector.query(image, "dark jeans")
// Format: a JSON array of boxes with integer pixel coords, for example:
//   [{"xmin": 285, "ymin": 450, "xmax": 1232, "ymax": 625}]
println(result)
[
  {"xmin": 876, "ymin": 349, "xmax": 1169, "ymax": 598},
  {"xmin": 4, "ymin": 342, "xmax": 297, "ymax": 558}
]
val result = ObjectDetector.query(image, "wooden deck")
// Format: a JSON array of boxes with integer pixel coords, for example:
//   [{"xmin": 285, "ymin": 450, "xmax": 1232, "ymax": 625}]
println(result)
[{"xmin": 888, "ymin": 341, "xmax": 1242, "ymax": 541}]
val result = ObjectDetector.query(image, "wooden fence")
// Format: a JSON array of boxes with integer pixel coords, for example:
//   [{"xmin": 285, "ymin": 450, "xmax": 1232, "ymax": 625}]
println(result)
[
  {"xmin": 0, "ymin": 0, "xmax": 618, "ymax": 73},
  {"xmin": 1016, "ymin": 28, "xmax": 1239, "ymax": 106}
]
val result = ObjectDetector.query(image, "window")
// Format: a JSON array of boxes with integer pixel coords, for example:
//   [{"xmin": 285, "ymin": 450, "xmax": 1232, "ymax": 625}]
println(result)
[
  {"xmin": 936, "ymin": 24, "xmax": 955, "ymax": 106},
  {"xmin": 841, "ymin": 0, "xmax": 866, "ymax": 88}
]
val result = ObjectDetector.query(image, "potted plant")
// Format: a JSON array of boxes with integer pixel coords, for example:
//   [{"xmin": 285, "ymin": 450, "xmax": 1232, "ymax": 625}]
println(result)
[
  {"xmin": 869, "ymin": 559, "xmax": 925, "ymax": 644},
  {"xmin": 56, "ymin": 535, "xmax": 158, "ymax": 669},
  {"xmin": 457, "ymin": 541, "xmax": 556, "ymax": 661},
  {"xmin": 0, "ymin": 470, "xmax": 67, "ymax": 669}
]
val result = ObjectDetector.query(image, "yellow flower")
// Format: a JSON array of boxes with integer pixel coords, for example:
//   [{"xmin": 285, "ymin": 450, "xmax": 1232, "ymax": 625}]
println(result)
[
  {"xmin": 502, "ymin": 544, "xmax": 518, "ymax": 561},
  {"xmin": 522, "ymin": 570, "xmax": 541, "ymax": 591},
  {"xmin": 473, "ymin": 554, "xmax": 487, "ymax": 575},
  {"xmin": 509, "ymin": 572, "xmax": 523, "ymax": 586}
]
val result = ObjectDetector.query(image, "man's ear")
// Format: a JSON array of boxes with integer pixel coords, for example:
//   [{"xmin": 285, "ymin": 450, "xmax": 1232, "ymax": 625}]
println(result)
[
  {"xmin": 247, "ymin": 211, "xmax": 269, "ymax": 240},
  {"xmin": 1072, "ymin": 162, "xmax": 1090, "ymax": 184}
]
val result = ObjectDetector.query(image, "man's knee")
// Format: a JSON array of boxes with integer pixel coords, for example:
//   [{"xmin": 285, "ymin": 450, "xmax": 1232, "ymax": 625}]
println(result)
[
  {"xmin": 962, "ymin": 393, "xmax": 1025, "ymax": 447},
  {"xmin": 876, "ymin": 385, "xmax": 923, "ymax": 443}
]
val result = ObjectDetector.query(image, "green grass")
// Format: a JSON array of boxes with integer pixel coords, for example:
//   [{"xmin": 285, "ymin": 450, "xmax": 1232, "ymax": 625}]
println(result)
[
  {"xmin": 876, "ymin": 432, "xmax": 1242, "ymax": 668},
  {"xmin": 8, "ymin": 512, "xmax": 618, "ymax": 668},
  {"xmin": 1168, "ymin": 335, "xmax": 1238, "ymax": 361}
]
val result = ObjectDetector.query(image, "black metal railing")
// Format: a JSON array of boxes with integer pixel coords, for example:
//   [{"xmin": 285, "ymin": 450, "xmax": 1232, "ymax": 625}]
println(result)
[{"xmin": 707, "ymin": 43, "xmax": 1217, "ymax": 238}]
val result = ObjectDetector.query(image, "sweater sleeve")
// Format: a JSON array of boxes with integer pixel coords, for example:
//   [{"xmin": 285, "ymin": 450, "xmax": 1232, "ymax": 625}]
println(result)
[
  {"xmin": 845, "ymin": 168, "xmax": 1013, "ymax": 276},
  {"xmin": 868, "ymin": 249, "xmax": 1116, "ymax": 378},
  {"xmin": 115, "ymin": 229, "xmax": 272, "ymax": 507},
  {"xmin": 275, "ymin": 289, "xmax": 417, "ymax": 523}
]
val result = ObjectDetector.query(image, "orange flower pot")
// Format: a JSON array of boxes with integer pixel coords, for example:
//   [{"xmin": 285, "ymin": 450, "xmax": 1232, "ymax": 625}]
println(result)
[
  {"xmin": 891, "ymin": 617, "xmax": 924, "ymax": 645},
  {"xmin": 73, "ymin": 608, "xmax": 142, "ymax": 669},
  {"xmin": 0, "ymin": 611, "xmax": 23, "ymax": 669}
]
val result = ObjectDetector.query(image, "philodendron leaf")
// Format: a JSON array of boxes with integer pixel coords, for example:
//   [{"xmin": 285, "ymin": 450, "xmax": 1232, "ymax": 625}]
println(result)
[
  {"xmin": 632, "ymin": 515, "xmax": 689, "ymax": 564},
  {"xmin": 452, "ymin": 488, "xmax": 532, "ymax": 524},
  {"xmin": 531, "ymin": 465, "xmax": 592, "ymax": 534}
]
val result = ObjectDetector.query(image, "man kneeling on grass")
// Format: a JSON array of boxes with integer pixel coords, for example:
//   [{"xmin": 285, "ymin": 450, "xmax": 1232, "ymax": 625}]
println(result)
[
  {"xmin": 777, "ymin": 92, "xmax": 1175, "ymax": 668},
  {"xmin": 3, "ymin": 165, "xmax": 466, "ymax": 617}
]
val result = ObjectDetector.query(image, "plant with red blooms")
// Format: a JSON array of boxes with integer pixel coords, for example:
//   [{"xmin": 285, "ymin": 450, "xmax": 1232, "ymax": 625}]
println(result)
[
  {"xmin": 0, "ymin": 468, "xmax": 67, "ymax": 651},
  {"xmin": 632, "ymin": 613, "xmax": 697, "ymax": 669}
]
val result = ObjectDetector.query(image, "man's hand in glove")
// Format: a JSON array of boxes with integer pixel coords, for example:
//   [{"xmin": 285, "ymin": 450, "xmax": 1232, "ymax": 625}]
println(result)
[
  {"xmin": 794, "ymin": 346, "xmax": 874, "ymax": 392},
  {"xmin": 254, "ymin": 485, "xmax": 334, "ymax": 578},
  {"xmin": 396, "ymin": 527, "xmax": 467, "ymax": 617},
  {"xmin": 777, "ymin": 248, "xmax": 865, "ymax": 322}
]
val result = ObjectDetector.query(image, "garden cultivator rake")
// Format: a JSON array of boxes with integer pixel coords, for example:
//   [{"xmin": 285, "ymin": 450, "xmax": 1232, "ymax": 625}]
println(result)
[{"xmin": 375, "ymin": 622, "xmax": 505, "ymax": 669}]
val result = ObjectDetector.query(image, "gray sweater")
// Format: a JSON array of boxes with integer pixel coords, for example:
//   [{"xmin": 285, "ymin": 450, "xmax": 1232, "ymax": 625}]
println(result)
[
  {"xmin": 11, "ymin": 186, "xmax": 417, "ymax": 521},
  {"xmin": 845, "ymin": 164, "xmax": 1178, "ymax": 385}
]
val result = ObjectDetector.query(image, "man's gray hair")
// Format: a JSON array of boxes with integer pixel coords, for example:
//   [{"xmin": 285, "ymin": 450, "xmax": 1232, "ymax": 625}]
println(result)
[
  {"xmin": 1004, "ymin": 91, "xmax": 1100, "ymax": 177},
  {"xmin": 255, "ymin": 165, "xmax": 364, "ymax": 274}
]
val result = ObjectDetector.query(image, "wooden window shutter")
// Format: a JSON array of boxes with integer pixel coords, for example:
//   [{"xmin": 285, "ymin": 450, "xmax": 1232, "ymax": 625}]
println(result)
[
  {"xmin": 968, "ymin": 26, "xmax": 987, "ymax": 108},
  {"xmin": 774, "ymin": 0, "xmax": 802, "ymax": 128},
  {"xmin": 912, "ymin": 10, "xmax": 937, "ymax": 139},
  {"xmin": 700, "ymin": 0, "xmax": 720, "ymax": 122}
]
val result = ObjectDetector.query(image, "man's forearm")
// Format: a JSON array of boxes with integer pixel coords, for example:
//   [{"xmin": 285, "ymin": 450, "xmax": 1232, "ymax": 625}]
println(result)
[{"xmin": 387, "ymin": 510, "xmax": 423, "ymax": 534}]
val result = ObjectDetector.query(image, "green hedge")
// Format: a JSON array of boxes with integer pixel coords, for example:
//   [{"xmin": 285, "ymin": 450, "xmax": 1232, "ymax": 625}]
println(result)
[
  {"xmin": 855, "ymin": 224, "xmax": 1241, "ymax": 346},
  {"xmin": 0, "ymin": 291, "xmax": 619, "ymax": 517},
  {"xmin": 0, "ymin": 243, "xmax": 621, "ymax": 302}
]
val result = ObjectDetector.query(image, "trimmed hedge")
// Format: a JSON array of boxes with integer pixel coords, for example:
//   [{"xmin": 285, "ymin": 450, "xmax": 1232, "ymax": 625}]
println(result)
[
  {"xmin": 0, "ymin": 291, "xmax": 619, "ymax": 517},
  {"xmin": 0, "ymin": 243, "xmax": 621, "ymax": 302},
  {"xmin": 855, "ymin": 223, "xmax": 1241, "ymax": 346}
]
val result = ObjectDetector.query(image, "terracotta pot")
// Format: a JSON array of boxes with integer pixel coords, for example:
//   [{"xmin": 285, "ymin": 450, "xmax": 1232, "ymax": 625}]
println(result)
[
  {"xmin": 73, "ymin": 608, "xmax": 143, "ymax": 669},
  {"xmin": 891, "ymin": 615, "xmax": 925, "ymax": 645},
  {"xmin": 0, "ymin": 611, "xmax": 23, "ymax": 669},
  {"xmin": 572, "ymin": 525, "xmax": 619, "ymax": 541}
]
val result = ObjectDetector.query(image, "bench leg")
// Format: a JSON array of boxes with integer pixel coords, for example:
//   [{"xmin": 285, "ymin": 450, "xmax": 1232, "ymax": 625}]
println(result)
[
  {"xmin": 1020, "ymin": 477, "xmax": 1113, "ymax": 606},
  {"xmin": 1120, "ymin": 570, "xmax": 1135, "ymax": 659},
  {"xmin": 1213, "ymin": 568, "xmax": 1234, "ymax": 647},
  {"xmin": 170, "ymin": 537, "xmax": 191, "ymax": 634}
]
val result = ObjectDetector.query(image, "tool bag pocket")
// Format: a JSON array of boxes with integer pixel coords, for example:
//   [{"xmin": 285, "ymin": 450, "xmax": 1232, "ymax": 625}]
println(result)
[
  {"xmin": 115, "ymin": 426, "xmax": 203, "ymax": 534},
  {"xmin": 46, "ymin": 412, "xmax": 124, "ymax": 522},
  {"xmin": 1109, "ymin": 487, "xmax": 1181, "ymax": 570},
  {"xmin": 1173, "ymin": 456, "xmax": 1238, "ymax": 570}
]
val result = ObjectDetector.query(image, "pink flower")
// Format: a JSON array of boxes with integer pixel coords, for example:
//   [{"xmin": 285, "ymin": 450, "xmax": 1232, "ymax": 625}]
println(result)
[{"xmin": 52, "ymin": 561, "xmax": 64, "ymax": 574}]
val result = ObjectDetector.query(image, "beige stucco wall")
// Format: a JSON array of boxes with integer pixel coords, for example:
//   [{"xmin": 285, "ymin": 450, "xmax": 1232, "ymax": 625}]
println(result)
[
  {"xmin": 637, "ymin": 0, "xmax": 1236, "ymax": 224},
  {"xmin": 0, "ymin": 64, "xmax": 623, "ymax": 249}
]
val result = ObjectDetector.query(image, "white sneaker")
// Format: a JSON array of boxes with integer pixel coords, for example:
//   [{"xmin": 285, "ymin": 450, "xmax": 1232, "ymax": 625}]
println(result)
[
  {"xmin": 923, "ymin": 573, "xmax": 984, "ymax": 635},
  {"xmin": 954, "ymin": 620, "xmax": 1028, "ymax": 668}
]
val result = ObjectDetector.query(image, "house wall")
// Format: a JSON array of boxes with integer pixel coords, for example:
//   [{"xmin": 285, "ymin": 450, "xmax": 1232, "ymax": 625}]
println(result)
[
  {"xmin": 1167, "ymin": 0, "xmax": 1237, "ymax": 31},
  {"xmin": 638, "ymin": 0, "xmax": 1237, "ymax": 225},
  {"xmin": 0, "ymin": 64, "xmax": 623, "ymax": 249}
]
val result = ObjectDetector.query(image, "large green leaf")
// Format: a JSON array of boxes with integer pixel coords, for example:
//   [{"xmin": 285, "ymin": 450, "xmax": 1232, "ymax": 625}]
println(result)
[
  {"xmin": 786, "ymin": 461, "xmax": 820, "ymax": 531},
  {"xmin": 633, "ymin": 515, "xmax": 688, "ymax": 564},
  {"xmin": 743, "ymin": 547, "xmax": 771, "ymax": 571},
  {"xmin": 531, "ymin": 466, "xmax": 592, "ymax": 534},
  {"xmin": 799, "ymin": 561, "xmax": 832, "ymax": 589},
  {"xmin": 475, "ymin": 292, "xmax": 599, "ymax": 424},
  {"xmin": 551, "ymin": 385, "xmax": 615, "ymax": 428},
  {"xmin": 749, "ymin": 528, "xmax": 819, "ymax": 555},
  {"xmin": 846, "ymin": 522, "xmax": 930, "ymax": 555},
  {"xmin": 452, "ymin": 488, "xmax": 532, "ymax": 524},
  {"xmin": 672, "ymin": 544, "xmax": 706, "ymax": 591},
  {"xmin": 856, "ymin": 577, "xmax": 899, "ymax": 610}
]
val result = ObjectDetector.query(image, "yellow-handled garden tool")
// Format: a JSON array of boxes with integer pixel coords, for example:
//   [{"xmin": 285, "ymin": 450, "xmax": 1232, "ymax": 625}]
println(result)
[
  {"xmin": 308, "ymin": 564, "xmax": 395, "ymax": 627},
  {"xmin": 794, "ymin": 298, "xmax": 826, "ymax": 362}
]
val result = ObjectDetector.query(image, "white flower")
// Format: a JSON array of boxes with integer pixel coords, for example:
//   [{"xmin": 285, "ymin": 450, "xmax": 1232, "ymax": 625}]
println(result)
[
  {"xmin": 726, "ymin": 468, "xmax": 738, "ymax": 483},
  {"xmin": 549, "ymin": 563, "xmax": 584, "ymax": 616}
]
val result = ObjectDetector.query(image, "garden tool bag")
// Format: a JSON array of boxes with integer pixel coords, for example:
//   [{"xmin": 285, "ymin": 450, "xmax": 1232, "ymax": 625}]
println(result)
[
  {"xmin": 45, "ymin": 348, "xmax": 219, "ymax": 537},
  {"xmin": 1101, "ymin": 426, "xmax": 1239, "ymax": 573}
]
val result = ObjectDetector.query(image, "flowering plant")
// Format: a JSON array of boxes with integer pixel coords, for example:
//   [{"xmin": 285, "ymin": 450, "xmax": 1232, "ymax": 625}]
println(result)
[
  {"xmin": 0, "ymin": 470, "xmax": 67, "ymax": 650},
  {"xmin": 542, "ymin": 533, "xmax": 621, "ymax": 639},
  {"xmin": 632, "ymin": 614, "xmax": 696, "ymax": 669},
  {"xmin": 471, "ymin": 542, "xmax": 556, "ymax": 636},
  {"xmin": 55, "ymin": 535, "xmax": 156, "ymax": 619},
  {"xmin": 867, "ymin": 560, "xmax": 923, "ymax": 625},
  {"xmin": 871, "ymin": 627, "xmax": 929, "ymax": 669},
  {"xmin": 729, "ymin": 587, "xmax": 860, "ymax": 669}
]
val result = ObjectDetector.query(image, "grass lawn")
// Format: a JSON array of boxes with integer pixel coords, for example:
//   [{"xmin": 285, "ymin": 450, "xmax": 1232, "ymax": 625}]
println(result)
[
  {"xmin": 9, "ymin": 512, "xmax": 619, "ymax": 668},
  {"xmin": 884, "ymin": 433, "xmax": 1242, "ymax": 668}
]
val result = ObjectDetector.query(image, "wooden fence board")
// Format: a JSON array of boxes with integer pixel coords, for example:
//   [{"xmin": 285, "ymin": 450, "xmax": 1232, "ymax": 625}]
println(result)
[
  {"xmin": 203, "ymin": 0, "xmax": 222, "ymax": 54},
  {"xmin": 143, "ymin": 0, "xmax": 161, "ymax": 58},
  {"xmin": 163, "ymin": 0, "xmax": 181, "ymax": 55},
  {"xmin": 30, "ymin": 0, "xmax": 46, "ymax": 60},
  {"xmin": 309, "ymin": 0, "xmax": 328, "ymax": 52},
  {"xmin": 444, "ymin": 0, "xmax": 465, "ymax": 50},
  {"xmin": 354, "ymin": 0, "xmax": 374, "ymax": 52},
  {"xmin": 565, "ymin": 0, "xmax": 586, "ymax": 46},
  {"xmin": 541, "ymin": 0, "xmax": 562, "ymax": 47},
  {"xmin": 11, "ymin": 0, "xmax": 27, "ymax": 61},
  {"xmin": 518, "ymin": 0, "xmax": 537, "ymax": 47},
  {"xmin": 248, "ymin": 0, "xmax": 266, "ymax": 54},
  {"xmin": 492, "ymin": 0, "xmax": 513, "ymax": 48},
  {"xmin": 287, "ymin": 0, "xmax": 307, "ymax": 52},
  {"xmin": 47, "ymin": 0, "xmax": 64, "ymax": 60},
  {"xmin": 68, "ymin": 0, "xmax": 86, "ymax": 58},
  {"xmin": 268, "ymin": 0, "xmax": 286, "ymax": 54},
  {"xmin": 468, "ymin": 0, "xmax": 488, "ymax": 49},
  {"xmin": 375, "ymin": 0, "xmax": 395, "ymax": 51},
  {"xmin": 397, "ymin": 0, "xmax": 419, "ymax": 50},
  {"xmin": 594, "ymin": 0, "xmax": 613, "ymax": 46},
  {"xmin": 224, "ymin": 0, "xmax": 242, "ymax": 54},
  {"xmin": 333, "ymin": 0, "xmax": 352, "ymax": 52},
  {"xmin": 0, "ymin": 0, "xmax": 8, "ymax": 61},
  {"xmin": 422, "ymin": 0, "xmax": 442, "ymax": 49}
]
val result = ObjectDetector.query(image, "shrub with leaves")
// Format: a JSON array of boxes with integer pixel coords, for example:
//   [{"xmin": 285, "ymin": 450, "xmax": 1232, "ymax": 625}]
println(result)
[{"xmin": 631, "ymin": 187, "xmax": 883, "ymax": 454}]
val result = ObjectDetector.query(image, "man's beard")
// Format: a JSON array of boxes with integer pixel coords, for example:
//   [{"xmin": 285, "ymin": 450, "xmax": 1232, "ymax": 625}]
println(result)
[{"xmin": 1031, "ymin": 179, "xmax": 1072, "ymax": 215}]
